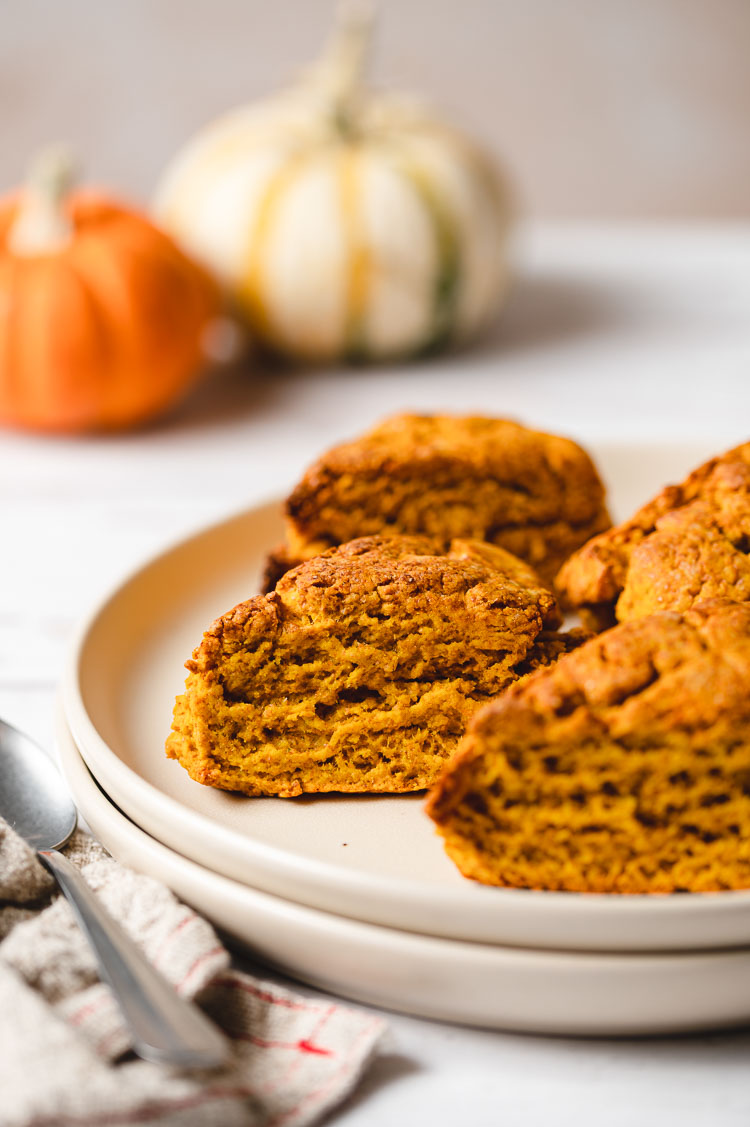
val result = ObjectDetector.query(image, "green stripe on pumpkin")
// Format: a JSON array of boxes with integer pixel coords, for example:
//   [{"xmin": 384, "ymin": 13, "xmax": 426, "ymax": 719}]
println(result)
[{"xmin": 392, "ymin": 153, "xmax": 462, "ymax": 357}]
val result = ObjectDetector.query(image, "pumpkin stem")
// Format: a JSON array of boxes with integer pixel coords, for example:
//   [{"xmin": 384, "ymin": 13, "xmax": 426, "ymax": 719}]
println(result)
[
  {"xmin": 308, "ymin": 1, "xmax": 375, "ymax": 136},
  {"xmin": 8, "ymin": 146, "xmax": 76, "ymax": 256}
]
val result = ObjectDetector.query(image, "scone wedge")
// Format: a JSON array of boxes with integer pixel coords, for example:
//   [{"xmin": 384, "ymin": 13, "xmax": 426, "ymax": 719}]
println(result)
[
  {"xmin": 168, "ymin": 535, "xmax": 585, "ymax": 797},
  {"xmin": 427, "ymin": 600, "xmax": 750, "ymax": 893},
  {"xmin": 266, "ymin": 413, "xmax": 610, "ymax": 590},
  {"xmin": 557, "ymin": 440, "xmax": 750, "ymax": 629}
]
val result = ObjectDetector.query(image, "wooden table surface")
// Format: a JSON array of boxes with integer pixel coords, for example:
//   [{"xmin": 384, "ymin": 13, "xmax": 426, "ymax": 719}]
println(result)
[{"xmin": 3, "ymin": 224, "xmax": 750, "ymax": 1126}]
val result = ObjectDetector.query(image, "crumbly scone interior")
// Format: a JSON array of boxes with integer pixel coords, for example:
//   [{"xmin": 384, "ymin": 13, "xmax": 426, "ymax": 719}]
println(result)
[
  {"xmin": 427, "ymin": 601, "xmax": 750, "ymax": 892},
  {"xmin": 168, "ymin": 536, "xmax": 566, "ymax": 797}
]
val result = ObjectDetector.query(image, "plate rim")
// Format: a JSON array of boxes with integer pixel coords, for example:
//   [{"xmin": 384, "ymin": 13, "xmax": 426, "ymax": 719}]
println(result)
[{"xmin": 55, "ymin": 705, "xmax": 750, "ymax": 1036}]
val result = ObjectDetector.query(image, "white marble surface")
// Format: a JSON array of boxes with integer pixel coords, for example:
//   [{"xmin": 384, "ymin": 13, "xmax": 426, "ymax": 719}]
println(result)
[{"xmin": 4, "ymin": 224, "xmax": 750, "ymax": 1124}]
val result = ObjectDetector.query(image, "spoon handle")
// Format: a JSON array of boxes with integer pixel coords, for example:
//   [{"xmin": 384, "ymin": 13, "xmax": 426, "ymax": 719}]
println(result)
[{"xmin": 39, "ymin": 848, "xmax": 230, "ymax": 1070}]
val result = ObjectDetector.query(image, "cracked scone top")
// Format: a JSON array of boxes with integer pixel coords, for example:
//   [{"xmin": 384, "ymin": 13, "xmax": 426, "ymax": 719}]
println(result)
[
  {"xmin": 427, "ymin": 600, "xmax": 750, "ymax": 893},
  {"xmin": 167, "ymin": 535, "xmax": 585, "ymax": 797},
  {"xmin": 556, "ymin": 440, "xmax": 750, "ymax": 629},
  {"xmin": 268, "ymin": 414, "xmax": 611, "ymax": 589}
]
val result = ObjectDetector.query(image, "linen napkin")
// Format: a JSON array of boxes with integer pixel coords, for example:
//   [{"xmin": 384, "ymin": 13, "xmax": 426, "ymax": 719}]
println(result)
[{"xmin": 0, "ymin": 818, "xmax": 386, "ymax": 1127}]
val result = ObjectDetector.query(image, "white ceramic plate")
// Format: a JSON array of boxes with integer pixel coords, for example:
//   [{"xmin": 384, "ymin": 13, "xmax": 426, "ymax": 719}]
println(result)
[
  {"xmin": 56, "ymin": 710, "xmax": 750, "ymax": 1037},
  {"xmin": 62, "ymin": 439, "xmax": 750, "ymax": 952}
]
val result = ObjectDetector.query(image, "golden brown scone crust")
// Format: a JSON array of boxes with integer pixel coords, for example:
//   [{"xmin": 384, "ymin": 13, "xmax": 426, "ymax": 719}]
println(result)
[
  {"xmin": 427, "ymin": 599, "xmax": 750, "ymax": 893},
  {"xmin": 557, "ymin": 441, "xmax": 750, "ymax": 628},
  {"xmin": 167, "ymin": 535, "xmax": 577, "ymax": 797},
  {"xmin": 276, "ymin": 414, "xmax": 610, "ymax": 589},
  {"xmin": 261, "ymin": 544, "xmax": 299, "ymax": 593}
]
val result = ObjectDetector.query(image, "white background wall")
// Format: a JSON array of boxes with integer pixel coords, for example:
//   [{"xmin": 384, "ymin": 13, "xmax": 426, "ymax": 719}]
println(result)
[{"xmin": 2, "ymin": 0, "xmax": 749, "ymax": 218}]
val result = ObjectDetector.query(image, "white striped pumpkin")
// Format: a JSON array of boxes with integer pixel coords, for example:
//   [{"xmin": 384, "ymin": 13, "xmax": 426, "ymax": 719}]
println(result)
[{"xmin": 153, "ymin": 12, "xmax": 513, "ymax": 362}]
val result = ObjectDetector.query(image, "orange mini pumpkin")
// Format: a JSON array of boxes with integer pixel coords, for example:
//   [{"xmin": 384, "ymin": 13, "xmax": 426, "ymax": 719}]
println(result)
[{"xmin": 0, "ymin": 150, "xmax": 221, "ymax": 433}]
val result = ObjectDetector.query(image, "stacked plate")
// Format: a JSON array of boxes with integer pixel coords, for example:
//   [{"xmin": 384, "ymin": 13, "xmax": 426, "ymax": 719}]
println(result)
[{"xmin": 59, "ymin": 444, "xmax": 750, "ymax": 1036}]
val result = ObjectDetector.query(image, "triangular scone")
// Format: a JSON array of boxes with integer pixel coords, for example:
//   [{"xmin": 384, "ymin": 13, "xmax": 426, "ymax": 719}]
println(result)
[
  {"xmin": 616, "ymin": 464, "xmax": 750, "ymax": 621},
  {"xmin": 427, "ymin": 600, "xmax": 750, "ymax": 893},
  {"xmin": 556, "ymin": 441, "xmax": 750, "ymax": 629},
  {"xmin": 265, "ymin": 413, "xmax": 610, "ymax": 591},
  {"xmin": 167, "ymin": 535, "xmax": 584, "ymax": 797}
]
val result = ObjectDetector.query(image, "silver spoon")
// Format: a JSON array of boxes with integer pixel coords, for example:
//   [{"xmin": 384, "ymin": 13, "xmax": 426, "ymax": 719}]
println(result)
[{"xmin": 0, "ymin": 717, "xmax": 230, "ymax": 1070}]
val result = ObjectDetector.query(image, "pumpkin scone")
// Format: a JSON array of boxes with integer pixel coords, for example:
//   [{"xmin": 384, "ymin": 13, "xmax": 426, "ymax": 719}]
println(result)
[
  {"xmin": 167, "ymin": 535, "xmax": 586, "ymax": 797},
  {"xmin": 427, "ymin": 600, "xmax": 750, "ymax": 894},
  {"xmin": 557, "ymin": 441, "xmax": 750, "ymax": 629},
  {"xmin": 265, "ymin": 413, "xmax": 611, "ymax": 591}
]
